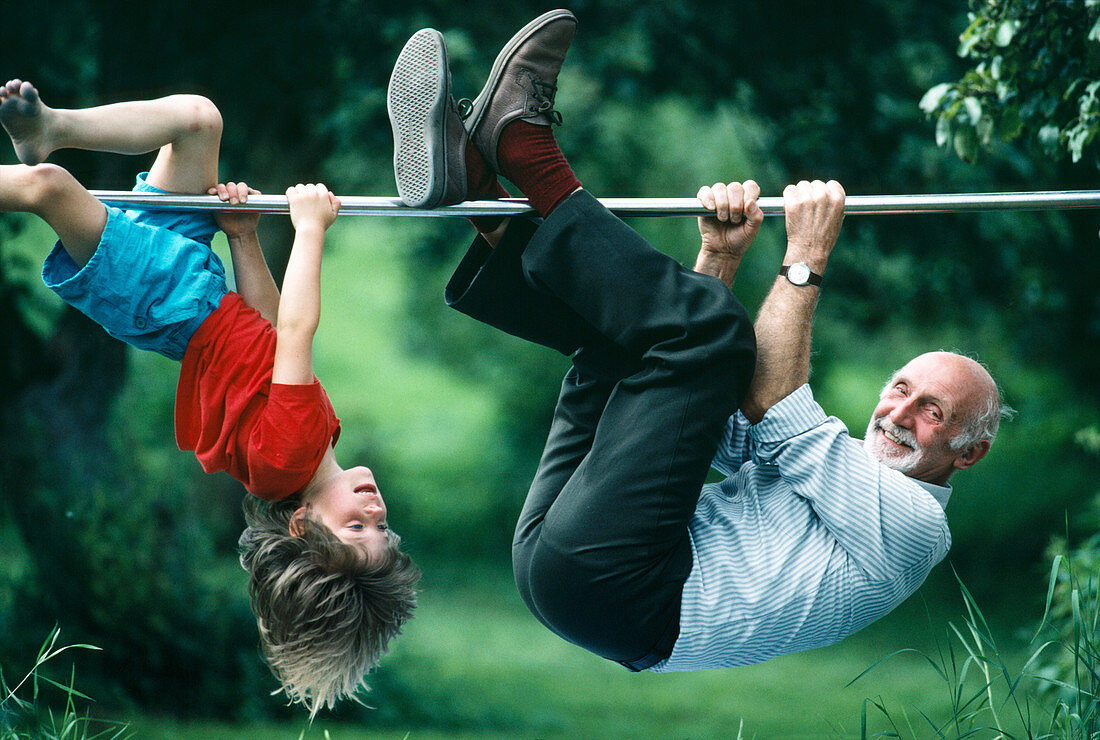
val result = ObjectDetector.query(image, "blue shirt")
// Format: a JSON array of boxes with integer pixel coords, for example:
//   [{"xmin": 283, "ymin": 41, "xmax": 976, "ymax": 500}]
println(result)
[{"xmin": 651, "ymin": 384, "xmax": 951, "ymax": 672}]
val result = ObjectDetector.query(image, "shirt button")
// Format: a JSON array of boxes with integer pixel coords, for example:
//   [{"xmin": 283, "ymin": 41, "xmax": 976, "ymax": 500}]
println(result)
[{"xmin": 135, "ymin": 317, "xmax": 147, "ymax": 329}]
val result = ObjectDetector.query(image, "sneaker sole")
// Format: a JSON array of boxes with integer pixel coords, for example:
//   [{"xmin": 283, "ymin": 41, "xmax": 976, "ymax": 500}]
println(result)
[
  {"xmin": 388, "ymin": 29, "xmax": 451, "ymax": 208},
  {"xmin": 465, "ymin": 10, "xmax": 576, "ymax": 145}
]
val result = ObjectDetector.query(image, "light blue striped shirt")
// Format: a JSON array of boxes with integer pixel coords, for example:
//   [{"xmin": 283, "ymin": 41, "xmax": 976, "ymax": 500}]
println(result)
[{"xmin": 651, "ymin": 384, "xmax": 951, "ymax": 672}]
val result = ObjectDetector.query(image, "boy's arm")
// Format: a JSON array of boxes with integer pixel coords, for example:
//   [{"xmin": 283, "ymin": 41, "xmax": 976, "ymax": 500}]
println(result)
[
  {"xmin": 271, "ymin": 184, "xmax": 341, "ymax": 386},
  {"xmin": 211, "ymin": 182, "xmax": 281, "ymax": 324}
]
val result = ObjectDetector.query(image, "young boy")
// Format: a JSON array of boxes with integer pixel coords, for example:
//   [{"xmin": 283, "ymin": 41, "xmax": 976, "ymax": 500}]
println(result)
[{"xmin": 0, "ymin": 79, "xmax": 419, "ymax": 715}]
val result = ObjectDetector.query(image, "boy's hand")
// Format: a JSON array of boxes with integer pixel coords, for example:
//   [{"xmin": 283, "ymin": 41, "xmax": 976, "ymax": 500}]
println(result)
[
  {"xmin": 286, "ymin": 183, "xmax": 341, "ymax": 233},
  {"xmin": 210, "ymin": 181, "xmax": 261, "ymax": 238}
]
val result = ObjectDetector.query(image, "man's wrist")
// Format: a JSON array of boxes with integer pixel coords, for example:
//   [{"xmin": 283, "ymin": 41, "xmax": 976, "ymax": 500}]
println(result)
[
  {"xmin": 781, "ymin": 251, "xmax": 828, "ymax": 276},
  {"xmin": 779, "ymin": 262, "xmax": 823, "ymax": 287},
  {"xmin": 694, "ymin": 250, "xmax": 740, "ymax": 286}
]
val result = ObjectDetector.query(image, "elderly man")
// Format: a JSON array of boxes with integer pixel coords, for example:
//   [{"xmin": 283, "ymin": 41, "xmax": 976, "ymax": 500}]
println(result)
[
  {"xmin": 661, "ymin": 178, "xmax": 1009, "ymax": 671},
  {"xmin": 386, "ymin": 9, "xmax": 1010, "ymax": 673}
]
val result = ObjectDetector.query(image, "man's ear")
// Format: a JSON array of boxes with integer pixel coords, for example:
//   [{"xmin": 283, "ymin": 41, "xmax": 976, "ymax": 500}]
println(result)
[
  {"xmin": 953, "ymin": 439, "xmax": 991, "ymax": 472},
  {"xmin": 289, "ymin": 506, "xmax": 308, "ymax": 537}
]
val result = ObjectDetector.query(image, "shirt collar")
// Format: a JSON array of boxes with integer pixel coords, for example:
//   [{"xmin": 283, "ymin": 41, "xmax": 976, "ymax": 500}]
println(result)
[{"xmin": 914, "ymin": 478, "xmax": 952, "ymax": 511}]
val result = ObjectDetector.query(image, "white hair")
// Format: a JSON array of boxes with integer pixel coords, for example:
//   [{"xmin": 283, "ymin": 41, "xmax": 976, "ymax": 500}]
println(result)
[{"xmin": 944, "ymin": 353, "xmax": 1016, "ymax": 451}]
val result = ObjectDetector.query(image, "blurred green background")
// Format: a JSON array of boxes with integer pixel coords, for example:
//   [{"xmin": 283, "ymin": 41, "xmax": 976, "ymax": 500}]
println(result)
[{"xmin": 2, "ymin": 1, "xmax": 1098, "ymax": 737}]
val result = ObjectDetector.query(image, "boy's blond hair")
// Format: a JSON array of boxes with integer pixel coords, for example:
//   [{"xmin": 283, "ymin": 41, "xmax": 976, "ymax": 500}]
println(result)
[{"xmin": 238, "ymin": 496, "xmax": 420, "ymax": 717}]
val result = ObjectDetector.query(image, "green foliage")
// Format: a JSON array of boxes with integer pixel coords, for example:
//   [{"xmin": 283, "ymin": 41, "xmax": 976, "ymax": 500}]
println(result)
[
  {"xmin": 851, "ymin": 566, "xmax": 1100, "ymax": 738},
  {"xmin": 851, "ymin": 423, "xmax": 1100, "ymax": 738},
  {"xmin": 1, "ymin": 0, "xmax": 1099, "ymax": 726},
  {"xmin": 0, "ymin": 626, "xmax": 130, "ymax": 739},
  {"xmin": 1031, "ymin": 428, "xmax": 1100, "ymax": 715},
  {"xmin": 921, "ymin": 0, "xmax": 1100, "ymax": 166}
]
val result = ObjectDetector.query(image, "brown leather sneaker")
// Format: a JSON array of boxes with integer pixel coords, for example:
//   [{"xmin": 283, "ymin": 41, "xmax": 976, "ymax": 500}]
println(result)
[
  {"xmin": 387, "ymin": 28, "xmax": 469, "ymax": 208},
  {"xmin": 459, "ymin": 9, "xmax": 577, "ymax": 173}
]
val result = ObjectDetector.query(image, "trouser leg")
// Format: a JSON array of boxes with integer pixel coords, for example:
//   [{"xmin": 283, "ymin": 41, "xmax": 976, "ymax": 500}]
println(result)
[
  {"xmin": 447, "ymin": 190, "xmax": 756, "ymax": 667},
  {"xmin": 446, "ymin": 214, "xmax": 601, "ymax": 356}
]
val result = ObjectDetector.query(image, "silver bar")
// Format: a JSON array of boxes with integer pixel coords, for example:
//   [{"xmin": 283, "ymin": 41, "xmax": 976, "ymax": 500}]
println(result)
[{"xmin": 89, "ymin": 190, "xmax": 1100, "ymax": 217}]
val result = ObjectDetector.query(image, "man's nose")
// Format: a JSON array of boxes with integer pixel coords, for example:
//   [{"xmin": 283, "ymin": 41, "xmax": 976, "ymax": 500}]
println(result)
[{"xmin": 888, "ymin": 397, "xmax": 917, "ymax": 426}]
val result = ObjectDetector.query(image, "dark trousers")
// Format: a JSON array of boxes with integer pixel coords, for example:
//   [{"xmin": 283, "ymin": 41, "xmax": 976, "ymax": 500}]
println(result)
[{"xmin": 445, "ymin": 191, "xmax": 756, "ymax": 668}]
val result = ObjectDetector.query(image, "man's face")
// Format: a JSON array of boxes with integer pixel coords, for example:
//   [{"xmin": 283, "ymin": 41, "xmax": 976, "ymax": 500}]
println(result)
[
  {"xmin": 863, "ymin": 352, "xmax": 991, "ymax": 485},
  {"xmin": 300, "ymin": 466, "xmax": 390, "ymax": 563}
]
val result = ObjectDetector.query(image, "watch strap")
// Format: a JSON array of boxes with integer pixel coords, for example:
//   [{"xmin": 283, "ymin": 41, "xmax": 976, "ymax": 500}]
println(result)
[{"xmin": 779, "ymin": 264, "xmax": 824, "ymax": 286}]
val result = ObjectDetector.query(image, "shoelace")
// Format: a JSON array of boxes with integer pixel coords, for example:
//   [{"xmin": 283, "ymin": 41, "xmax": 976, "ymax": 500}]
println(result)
[
  {"xmin": 456, "ymin": 71, "xmax": 564, "ymax": 126},
  {"xmin": 528, "ymin": 77, "xmax": 564, "ymax": 125}
]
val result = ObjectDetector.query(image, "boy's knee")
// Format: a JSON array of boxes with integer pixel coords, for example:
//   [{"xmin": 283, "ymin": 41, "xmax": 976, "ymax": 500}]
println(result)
[
  {"xmin": 23, "ymin": 163, "xmax": 79, "ymax": 206},
  {"xmin": 175, "ymin": 94, "xmax": 222, "ymax": 138}
]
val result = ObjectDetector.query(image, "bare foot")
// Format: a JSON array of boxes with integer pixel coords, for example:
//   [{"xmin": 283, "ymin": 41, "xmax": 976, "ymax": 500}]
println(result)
[{"xmin": 0, "ymin": 79, "xmax": 53, "ymax": 165}]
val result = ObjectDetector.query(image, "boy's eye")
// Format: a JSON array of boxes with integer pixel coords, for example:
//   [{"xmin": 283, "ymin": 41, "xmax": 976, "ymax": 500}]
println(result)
[
  {"xmin": 377, "ymin": 523, "xmax": 389, "ymax": 531},
  {"xmin": 349, "ymin": 523, "xmax": 364, "ymax": 531}
]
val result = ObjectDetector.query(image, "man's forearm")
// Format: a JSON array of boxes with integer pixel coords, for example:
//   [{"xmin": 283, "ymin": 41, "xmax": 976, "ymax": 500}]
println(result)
[
  {"xmin": 740, "ymin": 276, "xmax": 819, "ymax": 424},
  {"xmin": 741, "ymin": 180, "xmax": 844, "ymax": 424}
]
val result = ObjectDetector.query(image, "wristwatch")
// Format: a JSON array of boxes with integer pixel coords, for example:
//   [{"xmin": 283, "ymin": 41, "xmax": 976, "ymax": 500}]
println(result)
[{"xmin": 779, "ymin": 262, "xmax": 823, "ymax": 287}]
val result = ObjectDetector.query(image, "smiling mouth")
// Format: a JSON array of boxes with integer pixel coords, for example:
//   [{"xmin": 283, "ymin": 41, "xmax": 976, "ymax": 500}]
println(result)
[
  {"xmin": 881, "ymin": 427, "xmax": 913, "ymax": 450},
  {"xmin": 354, "ymin": 484, "xmax": 378, "ymax": 495}
]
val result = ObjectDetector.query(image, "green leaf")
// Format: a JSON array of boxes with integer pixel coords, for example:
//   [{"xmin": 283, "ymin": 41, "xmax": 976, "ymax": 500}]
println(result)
[
  {"xmin": 936, "ymin": 115, "xmax": 952, "ymax": 147},
  {"xmin": 1089, "ymin": 16, "xmax": 1100, "ymax": 43},
  {"xmin": 999, "ymin": 105, "xmax": 1024, "ymax": 141},
  {"xmin": 963, "ymin": 96, "xmax": 982, "ymax": 123},
  {"xmin": 1067, "ymin": 126, "xmax": 1089, "ymax": 162},
  {"xmin": 959, "ymin": 31, "xmax": 982, "ymax": 57},
  {"xmin": 976, "ymin": 115, "xmax": 994, "ymax": 145},
  {"xmin": 995, "ymin": 20, "xmax": 1016, "ymax": 47},
  {"xmin": 920, "ymin": 82, "xmax": 953, "ymax": 113},
  {"xmin": 954, "ymin": 126, "xmax": 979, "ymax": 162},
  {"xmin": 1039, "ymin": 123, "xmax": 1062, "ymax": 153}
]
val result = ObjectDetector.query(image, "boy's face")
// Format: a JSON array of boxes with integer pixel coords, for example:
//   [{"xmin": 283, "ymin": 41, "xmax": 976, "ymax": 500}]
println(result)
[{"xmin": 298, "ymin": 466, "xmax": 390, "ymax": 563}]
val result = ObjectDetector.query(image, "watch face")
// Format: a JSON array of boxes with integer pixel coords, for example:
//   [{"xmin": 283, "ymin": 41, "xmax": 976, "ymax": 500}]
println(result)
[{"xmin": 788, "ymin": 263, "xmax": 811, "ymax": 285}]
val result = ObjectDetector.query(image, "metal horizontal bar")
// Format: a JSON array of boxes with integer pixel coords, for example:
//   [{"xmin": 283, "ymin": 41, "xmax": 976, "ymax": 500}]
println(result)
[{"xmin": 89, "ymin": 189, "xmax": 1100, "ymax": 217}]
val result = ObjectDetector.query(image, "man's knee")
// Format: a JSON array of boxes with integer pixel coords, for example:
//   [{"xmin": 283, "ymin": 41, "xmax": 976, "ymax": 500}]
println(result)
[
  {"xmin": 698, "ymin": 280, "xmax": 755, "ymax": 362},
  {"xmin": 694, "ymin": 283, "xmax": 756, "ymax": 405},
  {"xmin": 512, "ymin": 540, "xmax": 547, "ymax": 623}
]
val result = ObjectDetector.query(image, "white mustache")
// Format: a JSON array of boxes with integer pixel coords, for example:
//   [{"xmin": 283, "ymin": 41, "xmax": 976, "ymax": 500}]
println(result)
[{"xmin": 874, "ymin": 418, "xmax": 918, "ymax": 449}]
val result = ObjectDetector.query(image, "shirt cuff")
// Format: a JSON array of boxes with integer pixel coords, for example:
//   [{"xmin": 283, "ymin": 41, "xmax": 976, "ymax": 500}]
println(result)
[{"xmin": 748, "ymin": 384, "xmax": 829, "ymax": 445}]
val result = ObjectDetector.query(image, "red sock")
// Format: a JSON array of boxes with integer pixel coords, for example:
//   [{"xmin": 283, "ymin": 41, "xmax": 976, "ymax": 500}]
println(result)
[
  {"xmin": 465, "ymin": 139, "xmax": 511, "ymax": 233},
  {"xmin": 497, "ymin": 121, "xmax": 581, "ymax": 218}
]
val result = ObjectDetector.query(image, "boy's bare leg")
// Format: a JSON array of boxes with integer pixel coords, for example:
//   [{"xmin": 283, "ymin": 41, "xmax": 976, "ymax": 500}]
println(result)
[
  {"xmin": 0, "ymin": 164, "xmax": 108, "ymax": 267},
  {"xmin": 0, "ymin": 79, "xmax": 221, "ymax": 195}
]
